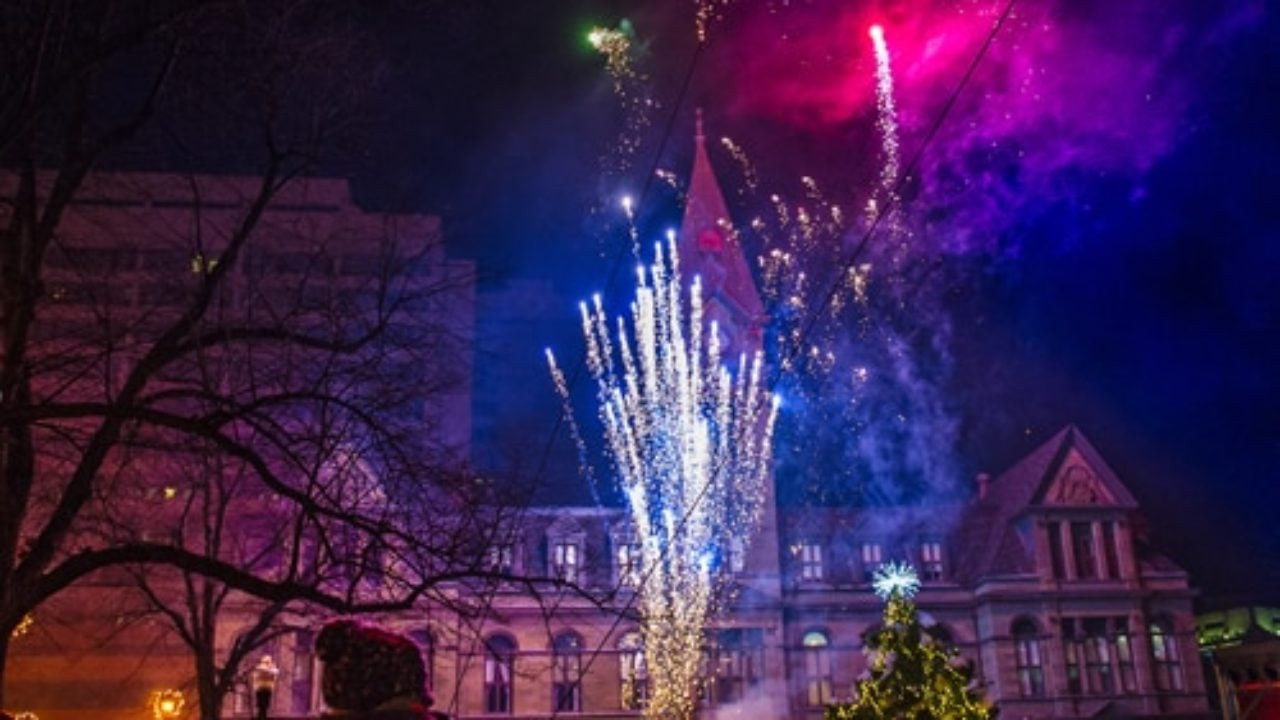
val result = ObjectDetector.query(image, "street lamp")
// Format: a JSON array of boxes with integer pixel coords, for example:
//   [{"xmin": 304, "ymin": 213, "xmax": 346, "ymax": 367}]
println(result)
[
  {"xmin": 149, "ymin": 689, "xmax": 184, "ymax": 720},
  {"xmin": 251, "ymin": 655, "xmax": 279, "ymax": 720}
]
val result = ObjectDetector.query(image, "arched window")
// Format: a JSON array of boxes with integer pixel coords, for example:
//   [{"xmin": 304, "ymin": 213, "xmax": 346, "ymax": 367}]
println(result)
[
  {"xmin": 1013, "ymin": 618, "xmax": 1045, "ymax": 698},
  {"xmin": 1149, "ymin": 617, "xmax": 1184, "ymax": 691},
  {"xmin": 552, "ymin": 631, "xmax": 583, "ymax": 712},
  {"xmin": 619, "ymin": 631, "xmax": 648, "ymax": 710},
  {"xmin": 408, "ymin": 629, "xmax": 435, "ymax": 694},
  {"xmin": 484, "ymin": 634, "xmax": 516, "ymax": 714},
  {"xmin": 803, "ymin": 630, "xmax": 833, "ymax": 707},
  {"xmin": 291, "ymin": 629, "xmax": 317, "ymax": 714}
]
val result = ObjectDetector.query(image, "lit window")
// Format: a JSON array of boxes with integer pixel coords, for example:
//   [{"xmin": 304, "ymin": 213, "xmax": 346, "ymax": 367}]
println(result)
[
  {"xmin": 1082, "ymin": 618, "xmax": 1114, "ymax": 694},
  {"xmin": 619, "ymin": 632, "xmax": 649, "ymax": 710},
  {"xmin": 799, "ymin": 542, "xmax": 823, "ymax": 581},
  {"xmin": 1061, "ymin": 616, "xmax": 1139, "ymax": 696},
  {"xmin": 1150, "ymin": 617, "xmax": 1184, "ymax": 691},
  {"xmin": 705, "ymin": 629, "xmax": 763, "ymax": 706},
  {"xmin": 616, "ymin": 539, "xmax": 641, "ymax": 588},
  {"xmin": 552, "ymin": 542, "xmax": 579, "ymax": 584},
  {"xmin": 802, "ymin": 631, "xmax": 832, "ymax": 706},
  {"xmin": 552, "ymin": 632, "xmax": 582, "ymax": 712},
  {"xmin": 860, "ymin": 542, "xmax": 883, "ymax": 581},
  {"xmin": 727, "ymin": 536, "xmax": 746, "ymax": 574},
  {"xmin": 920, "ymin": 541, "xmax": 944, "ymax": 581},
  {"xmin": 1013, "ymin": 619, "xmax": 1044, "ymax": 698},
  {"xmin": 1113, "ymin": 618, "xmax": 1137, "ymax": 692},
  {"xmin": 489, "ymin": 544, "xmax": 515, "ymax": 575},
  {"xmin": 484, "ymin": 635, "xmax": 516, "ymax": 714}
]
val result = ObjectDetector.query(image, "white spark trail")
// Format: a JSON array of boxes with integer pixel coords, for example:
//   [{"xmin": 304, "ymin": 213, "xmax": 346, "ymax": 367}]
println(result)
[{"xmin": 548, "ymin": 237, "xmax": 777, "ymax": 720}]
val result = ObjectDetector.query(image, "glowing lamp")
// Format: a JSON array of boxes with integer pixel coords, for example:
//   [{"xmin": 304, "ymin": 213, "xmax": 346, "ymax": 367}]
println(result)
[
  {"xmin": 149, "ymin": 688, "xmax": 185, "ymax": 720},
  {"xmin": 251, "ymin": 655, "xmax": 279, "ymax": 720},
  {"xmin": 11, "ymin": 612, "xmax": 34, "ymax": 638}
]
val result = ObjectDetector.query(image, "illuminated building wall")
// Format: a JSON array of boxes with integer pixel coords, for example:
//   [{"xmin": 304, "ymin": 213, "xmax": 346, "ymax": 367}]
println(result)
[{"xmin": 2, "ymin": 172, "xmax": 474, "ymax": 720}]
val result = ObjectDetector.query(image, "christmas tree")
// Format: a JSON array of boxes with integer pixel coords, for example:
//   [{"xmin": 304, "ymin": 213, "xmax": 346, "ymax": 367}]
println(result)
[{"xmin": 825, "ymin": 562, "xmax": 996, "ymax": 720}]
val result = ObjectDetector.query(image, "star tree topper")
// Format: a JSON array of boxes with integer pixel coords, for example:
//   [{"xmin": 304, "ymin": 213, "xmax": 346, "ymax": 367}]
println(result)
[{"xmin": 872, "ymin": 561, "xmax": 920, "ymax": 600}]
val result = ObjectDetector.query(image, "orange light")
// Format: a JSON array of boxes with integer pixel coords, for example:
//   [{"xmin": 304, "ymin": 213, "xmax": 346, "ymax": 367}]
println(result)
[{"xmin": 150, "ymin": 688, "xmax": 185, "ymax": 720}]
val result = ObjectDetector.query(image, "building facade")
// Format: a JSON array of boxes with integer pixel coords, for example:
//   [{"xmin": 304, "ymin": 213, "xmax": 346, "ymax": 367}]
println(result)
[
  {"xmin": 2, "ymin": 171, "xmax": 475, "ymax": 720},
  {"xmin": 402, "ymin": 120, "xmax": 1211, "ymax": 720},
  {"xmin": 4, "ymin": 137, "xmax": 1213, "ymax": 720}
]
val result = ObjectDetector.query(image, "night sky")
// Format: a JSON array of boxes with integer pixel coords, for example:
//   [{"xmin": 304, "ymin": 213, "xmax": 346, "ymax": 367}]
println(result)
[{"xmin": 344, "ymin": 0, "xmax": 1277, "ymax": 600}]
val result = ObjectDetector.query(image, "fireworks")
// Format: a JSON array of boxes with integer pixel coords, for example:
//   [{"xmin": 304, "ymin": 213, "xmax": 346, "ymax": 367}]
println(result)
[
  {"xmin": 587, "ymin": 21, "xmax": 654, "ymax": 176},
  {"xmin": 868, "ymin": 24, "xmax": 901, "ymax": 222},
  {"xmin": 692, "ymin": 0, "xmax": 736, "ymax": 42},
  {"xmin": 872, "ymin": 561, "xmax": 920, "ymax": 600},
  {"xmin": 548, "ymin": 237, "xmax": 778, "ymax": 720}
]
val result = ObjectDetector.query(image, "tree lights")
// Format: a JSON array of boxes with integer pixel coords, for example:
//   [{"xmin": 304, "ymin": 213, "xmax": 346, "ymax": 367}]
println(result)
[{"xmin": 549, "ymin": 237, "xmax": 778, "ymax": 719}]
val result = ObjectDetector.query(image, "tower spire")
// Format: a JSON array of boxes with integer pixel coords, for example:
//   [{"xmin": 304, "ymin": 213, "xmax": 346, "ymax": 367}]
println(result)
[{"xmin": 676, "ymin": 109, "xmax": 765, "ymax": 357}]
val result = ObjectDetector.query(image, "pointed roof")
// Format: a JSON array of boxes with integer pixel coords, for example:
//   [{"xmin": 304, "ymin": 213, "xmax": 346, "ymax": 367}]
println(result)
[
  {"xmin": 678, "ymin": 109, "xmax": 765, "ymax": 326},
  {"xmin": 957, "ymin": 424, "xmax": 1141, "ymax": 581},
  {"xmin": 987, "ymin": 424, "xmax": 1138, "ymax": 513}
]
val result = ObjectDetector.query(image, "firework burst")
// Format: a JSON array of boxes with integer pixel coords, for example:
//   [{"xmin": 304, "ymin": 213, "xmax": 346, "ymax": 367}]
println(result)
[
  {"xmin": 548, "ymin": 237, "xmax": 778, "ymax": 720},
  {"xmin": 588, "ymin": 21, "xmax": 655, "ymax": 177}
]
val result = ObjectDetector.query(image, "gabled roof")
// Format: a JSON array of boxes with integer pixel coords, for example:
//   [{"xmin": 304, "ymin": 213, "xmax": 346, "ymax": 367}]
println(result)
[
  {"xmin": 987, "ymin": 424, "xmax": 1138, "ymax": 513},
  {"xmin": 959, "ymin": 424, "xmax": 1141, "ymax": 582},
  {"xmin": 677, "ymin": 110, "xmax": 765, "ymax": 333}
]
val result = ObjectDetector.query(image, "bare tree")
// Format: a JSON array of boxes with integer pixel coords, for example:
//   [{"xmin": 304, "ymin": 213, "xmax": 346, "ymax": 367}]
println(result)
[{"xmin": 0, "ymin": 1, "xmax": 526, "ymax": 712}]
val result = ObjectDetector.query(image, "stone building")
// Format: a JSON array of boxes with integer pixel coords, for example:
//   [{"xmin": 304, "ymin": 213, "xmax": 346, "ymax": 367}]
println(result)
[
  {"xmin": 402, "ymin": 120, "xmax": 1211, "ymax": 720},
  {"xmin": 4, "ymin": 132, "xmax": 1213, "ymax": 720},
  {"xmin": 1, "ymin": 172, "xmax": 474, "ymax": 720}
]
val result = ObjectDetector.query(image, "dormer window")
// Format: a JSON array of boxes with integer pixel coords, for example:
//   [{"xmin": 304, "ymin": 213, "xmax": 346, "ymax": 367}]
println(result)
[
  {"xmin": 920, "ymin": 541, "xmax": 944, "ymax": 581},
  {"xmin": 616, "ymin": 540, "xmax": 641, "ymax": 588},
  {"xmin": 551, "ymin": 541, "xmax": 580, "ymax": 584},
  {"xmin": 860, "ymin": 542, "xmax": 883, "ymax": 581},
  {"xmin": 798, "ymin": 542, "xmax": 823, "ymax": 581},
  {"xmin": 1047, "ymin": 519, "xmax": 1125, "ymax": 580},
  {"xmin": 489, "ymin": 544, "xmax": 515, "ymax": 575}
]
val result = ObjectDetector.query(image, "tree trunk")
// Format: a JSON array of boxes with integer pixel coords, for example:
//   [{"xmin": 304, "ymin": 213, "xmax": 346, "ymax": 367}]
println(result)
[
  {"xmin": 196, "ymin": 646, "xmax": 224, "ymax": 720},
  {"xmin": 0, "ymin": 631, "xmax": 9, "ymax": 708}
]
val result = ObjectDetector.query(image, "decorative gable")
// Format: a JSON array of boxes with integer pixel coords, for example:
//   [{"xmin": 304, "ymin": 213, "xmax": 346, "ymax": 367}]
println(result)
[{"xmin": 1044, "ymin": 448, "xmax": 1116, "ymax": 506}]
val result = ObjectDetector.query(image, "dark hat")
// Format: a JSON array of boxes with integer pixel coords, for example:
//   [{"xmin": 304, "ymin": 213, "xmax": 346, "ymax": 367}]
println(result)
[{"xmin": 316, "ymin": 620, "xmax": 433, "ymax": 716}]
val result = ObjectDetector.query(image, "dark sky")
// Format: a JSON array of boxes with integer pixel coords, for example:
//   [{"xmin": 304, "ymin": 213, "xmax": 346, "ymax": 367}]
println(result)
[{"xmin": 346, "ymin": 0, "xmax": 1278, "ymax": 600}]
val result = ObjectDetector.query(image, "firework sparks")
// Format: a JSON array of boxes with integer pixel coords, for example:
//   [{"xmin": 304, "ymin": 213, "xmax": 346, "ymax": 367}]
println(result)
[
  {"xmin": 868, "ymin": 24, "xmax": 901, "ymax": 222},
  {"xmin": 692, "ymin": 0, "xmax": 736, "ymax": 42},
  {"xmin": 873, "ymin": 561, "xmax": 920, "ymax": 600},
  {"xmin": 588, "ymin": 21, "xmax": 654, "ymax": 177},
  {"xmin": 548, "ymin": 237, "xmax": 778, "ymax": 720}
]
